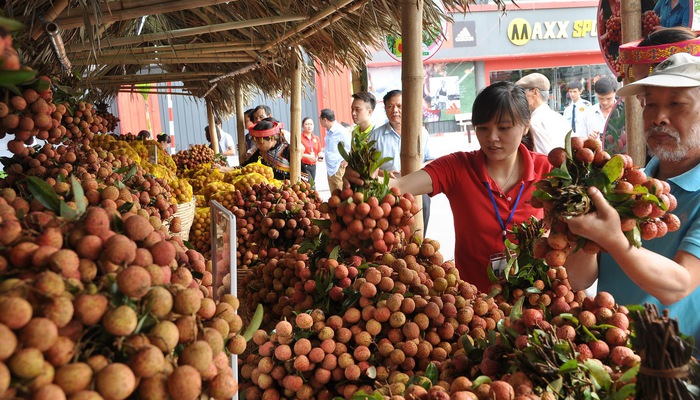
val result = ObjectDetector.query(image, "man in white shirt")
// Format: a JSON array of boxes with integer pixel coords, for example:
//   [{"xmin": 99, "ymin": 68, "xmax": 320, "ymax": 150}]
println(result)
[
  {"xmin": 516, "ymin": 73, "xmax": 571, "ymax": 154},
  {"xmin": 215, "ymin": 117, "xmax": 237, "ymax": 167},
  {"xmin": 319, "ymin": 108, "xmax": 351, "ymax": 193},
  {"xmin": 562, "ymin": 80, "xmax": 591, "ymax": 137},
  {"xmin": 370, "ymin": 89, "xmax": 433, "ymax": 233},
  {"xmin": 582, "ymin": 76, "xmax": 619, "ymax": 141}
]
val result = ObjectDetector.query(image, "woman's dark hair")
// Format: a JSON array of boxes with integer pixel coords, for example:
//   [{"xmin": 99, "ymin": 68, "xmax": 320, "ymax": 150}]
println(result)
[
  {"xmin": 472, "ymin": 81, "xmax": 530, "ymax": 127},
  {"xmin": 157, "ymin": 133, "xmax": 171, "ymax": 144},
  {"xmin": 302, "ymin": 117, "xmax": 313, "ymax": 126},
  {"xmin": 137, "ymin": 130, "xmax": 151, "ymax": 140},
  {"xmin": 639, "ymin": 27, "xmax": 698, "ymax": 47}
]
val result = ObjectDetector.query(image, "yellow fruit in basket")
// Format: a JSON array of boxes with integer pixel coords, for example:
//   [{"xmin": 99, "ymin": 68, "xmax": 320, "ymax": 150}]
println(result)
[
  {"xmin": 233, "ymin": 172, "xmax": 268, "ymax": 192},
  {"xmin": 195, "ymin": 195, "xmax": 207, "ymax": 207},
  {"xmin": 190, "ymin": 207, "xmax": 211, "ymax": 254},
  {"xmin": 222, "ymin": 169, "xmax": 242, "ymax": 183},
  {"xmin": 242, "ymin": 161, "xmax": 274, "ymax": 181},
  {"xmin": 210, "ymin": 190, "xmax": 237, "ymax": 212},
  {"xmin": 202, "ymin": 182, "xmax": 236, "ymax": 202},
  {"xmin": 168, "ymin": 178, "xmax": 194, "ymax": 204}
]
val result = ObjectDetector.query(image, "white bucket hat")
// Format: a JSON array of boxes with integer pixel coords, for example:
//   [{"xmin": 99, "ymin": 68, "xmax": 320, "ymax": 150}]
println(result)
[{"xmin": 617, "ymin": 53, "xmax": 700, "ymax": 96}]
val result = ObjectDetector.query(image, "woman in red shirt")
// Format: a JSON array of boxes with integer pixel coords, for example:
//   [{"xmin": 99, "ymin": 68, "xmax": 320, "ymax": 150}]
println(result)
[
  {"xmin": 301, "ymin": 117, "xmax": 321, "ymax": 187},
  {"xmin": 347, "ymin": 81, "xmax": 552, "ymax": 292}
]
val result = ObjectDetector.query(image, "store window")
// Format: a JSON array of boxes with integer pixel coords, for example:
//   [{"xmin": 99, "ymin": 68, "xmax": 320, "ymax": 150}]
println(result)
[{"xmin": 490, "ymin": 64, "xmax": 613, "ymax": 113}]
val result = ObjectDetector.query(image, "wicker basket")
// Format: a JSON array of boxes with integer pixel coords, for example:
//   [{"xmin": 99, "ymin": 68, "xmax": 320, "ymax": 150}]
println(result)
[{"xmin": 166, "ymin": 197, "xmax": 196, "ymax": 241}]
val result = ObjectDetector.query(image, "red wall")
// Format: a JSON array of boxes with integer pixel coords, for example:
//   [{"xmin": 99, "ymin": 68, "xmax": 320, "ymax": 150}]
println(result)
[
  {"xmin": 116, "ymin": 92, "xmax": 163, "ymax": 138},
  {"xmin": 315, "ymin": 63, "xmax": 353, "ymax": 146}
]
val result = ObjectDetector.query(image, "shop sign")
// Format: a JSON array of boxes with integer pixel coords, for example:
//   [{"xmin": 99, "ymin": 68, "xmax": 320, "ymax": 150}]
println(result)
[
  {"xmin": 507, "ymin": 17, "xmax": 598, "ymax": 46},
  {"xmin": 383, "ymin": 0, "xmax": 447, "ymax": 62},
  {"xmin": 453, "ymin": 21, "xmax": 477, "ymax": 48}
]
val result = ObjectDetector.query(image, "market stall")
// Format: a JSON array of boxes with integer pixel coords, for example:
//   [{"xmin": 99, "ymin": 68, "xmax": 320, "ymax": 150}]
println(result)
[{"xmin": 1, "ymin": 0, "xmax": 699, "ymax": 399}]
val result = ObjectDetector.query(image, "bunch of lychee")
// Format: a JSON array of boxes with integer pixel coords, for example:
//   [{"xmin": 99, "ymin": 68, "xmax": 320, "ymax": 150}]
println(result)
[
  {"xmin": 0, "ymin": 82, "xmax": 64, "ymax": 157},
  {"xmin": 321, "ymin": 187, "xmax": 418, "ymax": 260},
  {"xmin": 532, "ymin": 137, "xmax": 679, "ymax": 267},
  {"xmin": 173, "ymin": 144, "xmax": 217, "ymax": 172},
  {"xmin": 212, "ymin": 181, "xmax": 324, "ymax": 269}
]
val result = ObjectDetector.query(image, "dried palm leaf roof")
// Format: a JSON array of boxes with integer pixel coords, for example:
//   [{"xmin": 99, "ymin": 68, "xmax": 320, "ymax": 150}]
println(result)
[{"xmin": 6, "ymin": 0, "xmax": 509, "ymax": 116}]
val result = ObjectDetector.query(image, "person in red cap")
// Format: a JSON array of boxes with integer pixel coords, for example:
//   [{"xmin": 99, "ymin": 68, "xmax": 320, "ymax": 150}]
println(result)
[{"xmin": 241, "ymin": 117, "xmax": 303, "ymax": 181}]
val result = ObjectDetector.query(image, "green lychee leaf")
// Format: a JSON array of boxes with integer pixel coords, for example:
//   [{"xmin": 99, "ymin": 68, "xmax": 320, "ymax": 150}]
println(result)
[
  {"xmin": 565, "ymin": 130, "xmax": 573, "ymax": 158},
  {"xmin": 60, "ymin": 201, "xmax": 77, "ymax": 220},
  {"xmin": 0, "ymin": 70, "xmax": 37, "ymax": 86},
  {"xmin": 558, "ymin": 359, "xmax": 580, "ymax": 374},
  {"xmin": 71, "ymin": 176, "xmax": 87, "ymax": 217},
  {"xmin": 26, "ymin": 176, "xmax": 60, "ymax": 212},
  {"xmin": 547, "ymin": 167, "xmax": 572, "ymax": 180},
  {"xmin": 584, "ymin": 359, "xmax": 612, "ymax": 391},
  {"xmin": 510, "ymin": 296, "xmax": 525, "ymax": 322},
  {"xmin": 471, "ymin": 375, "xmax": 492, "ymax": 388},
  {"xmin": 601, "ymin": 155, "xmax": 624, "ymax": 183},
  {"xmin": 618, "ymin": 364, "xmax": 639, "ymax": 384},
  {"xmin": 0, "ymin": 17, "xmax": 24, "ymax": 31},
  {"xmin": 625, "ymin": 226, "xmax": 642, "ymax": 248},
  {"xmin": 425, "ymin": 362, "xmax": 439, "ymax": 385},
  {"xmin": 242, "ymin": 304, "xmax": 264, "ymax": 342},
  {"xmin": 532, "ymin": 189, "xmax": 555, "ymax": 201}
]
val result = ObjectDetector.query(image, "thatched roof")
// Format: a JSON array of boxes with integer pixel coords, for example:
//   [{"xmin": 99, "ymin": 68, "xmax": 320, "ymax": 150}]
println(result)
[{"xmin": 7, "ymin": 0, "xmax": 509, "ymax": 115}]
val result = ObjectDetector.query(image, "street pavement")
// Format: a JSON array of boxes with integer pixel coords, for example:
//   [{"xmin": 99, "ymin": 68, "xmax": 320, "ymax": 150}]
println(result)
[{"xmin": 314, "ymin": 131, "xmax": 480, "ymax": 262}]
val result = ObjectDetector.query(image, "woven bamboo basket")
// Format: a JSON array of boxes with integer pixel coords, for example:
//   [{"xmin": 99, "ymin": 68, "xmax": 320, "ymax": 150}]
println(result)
[{"xmin": 166, "ymin": 197, "xmax": 196, "ymax": 241}]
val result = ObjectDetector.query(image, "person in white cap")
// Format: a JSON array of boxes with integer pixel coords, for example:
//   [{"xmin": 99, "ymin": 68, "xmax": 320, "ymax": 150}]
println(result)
[
  {"xmin": 515, "ymin": 73, "xmax": 571, "ymax": 154},
  {"xmin": 564, "ymin": 52, "xmax": 700, "ymax": 351}
]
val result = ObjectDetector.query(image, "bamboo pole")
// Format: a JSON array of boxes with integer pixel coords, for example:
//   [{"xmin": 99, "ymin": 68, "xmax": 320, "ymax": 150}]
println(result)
[
  {"xmin": 235, "ymin": 81, "xmax": 246, "ymax": 165},
  {"xmin": 72, "ymin": 55, "xmax": 256, "ymax": 65},
  {"xmin": 56, "ymin": 0, "xmax": 237, "ymax": 30},
  {"xmin": 82, "ymin": 71, "xmax": 217, "ymax": 82},
  {"xmin": 206, "ymin": 100, "xmax": 219, "ymax": 154},
  {"xmin": 68, "ymin": 42, "xmax": 262, "ymax": 57},
  {"xmin": 117, "ymin": 90, "xmax": 195, "ymax": 96},
  {"xmin": 210, "ymin": 61, "xmax": 265, "ymax": 84},
  {"xmin": 620, "ymin": 0, "xmax": 645, "ymax": 165},
  {"xmin": 65, "ymin": 15, "xmax": 306, "ymax": 53},
  {"xmin": 260, "ymin": 0, "xmax": 355, "ymax": 53},
  {"xmin": 401, "ymin": 0, "xmax": 424, "ymax": 237},
  {"xmin": 31, "ymin": 0, "xmax": 69, "ymax": 40},
  {"xmin": 289, "ymin": 51, "xmax": 303, "ymax": 183}
]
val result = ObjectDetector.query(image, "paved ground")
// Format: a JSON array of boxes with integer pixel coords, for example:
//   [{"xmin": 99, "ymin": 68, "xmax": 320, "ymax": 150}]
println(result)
[{"xmin": 315, "ymin": 131, "xmax": 480, "ymax": 262}]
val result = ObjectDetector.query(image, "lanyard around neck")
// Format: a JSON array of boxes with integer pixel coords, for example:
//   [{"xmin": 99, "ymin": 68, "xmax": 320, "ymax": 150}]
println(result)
[{"xmin": 484, "ymin": 181, "xmax": 526, "ymax": 241}]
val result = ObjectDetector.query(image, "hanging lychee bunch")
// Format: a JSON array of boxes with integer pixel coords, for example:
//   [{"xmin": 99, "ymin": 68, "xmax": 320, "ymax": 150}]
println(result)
[
  {"xmin": 321, "ymin": 128, "xmax": 416, "ymax": 259},
  {"xmin": 531, "ymin": 135, "xmax": 679, "ymax": 267}
]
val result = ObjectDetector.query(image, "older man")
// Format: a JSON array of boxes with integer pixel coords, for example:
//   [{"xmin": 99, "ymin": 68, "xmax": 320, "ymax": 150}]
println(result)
[
  {"xmin": 516, "ymin": 73, "xmax": 570, "ymax": 154},
  {"xmin": 319, "ymin": 108, "xmax": 351, "ymax": 193},
  {"xmin": 370, "ymin": 89, "xmax": 433, "ymax": 233},
  {"xmin": 564, "ymin": 53, "xmax": 700, "ymax": 350}
]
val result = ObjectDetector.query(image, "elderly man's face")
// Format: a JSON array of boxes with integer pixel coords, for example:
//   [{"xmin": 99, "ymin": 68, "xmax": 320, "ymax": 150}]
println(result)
[{"xmin": 643, "ymin": 86, "xmax": 700, "ymax": 162}]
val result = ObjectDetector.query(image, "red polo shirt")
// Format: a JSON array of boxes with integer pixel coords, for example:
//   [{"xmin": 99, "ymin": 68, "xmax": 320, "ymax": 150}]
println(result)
[
  {"xmin": 423, "ymin": 144, "xmax": 551, "ymax": 292},
  {"xmin": 301, "ymin": 133, "xmax": 321, "ymax": 165}
]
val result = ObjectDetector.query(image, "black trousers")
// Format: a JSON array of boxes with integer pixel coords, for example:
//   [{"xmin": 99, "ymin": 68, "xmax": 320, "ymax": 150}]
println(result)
[
  {"xmin": 422, "ymin": 193, "xmax": 431, "ymax": 236},
  {"xmin": 302, "ymin": 164, "xmax": 316, "ymax": 188}
]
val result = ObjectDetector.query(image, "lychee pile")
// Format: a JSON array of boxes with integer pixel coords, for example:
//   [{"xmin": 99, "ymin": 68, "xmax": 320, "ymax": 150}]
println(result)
[
  {"xmin": 322, "ymin": 187, "xmax": 417, "ymax": 259},
  {"xmin": 173, "ymin": 144, "xmax": 217, "ymax": 172},
  {"xmin": 0, "ymin": 186, "xmax": 245, "ymax": 399},
  {"xmin": 532, "ymin": 137, "xmax": 679, "ymax": 267}
]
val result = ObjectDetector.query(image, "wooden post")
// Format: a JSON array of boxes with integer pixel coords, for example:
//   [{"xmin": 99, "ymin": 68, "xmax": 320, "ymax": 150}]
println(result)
[
  {"xmin": 235, "ymin": 82, "xmax": 246, "ymax": 165},
  {"xmin": 289, "ymin": 51, "xmax": 303, "ymax": 183},
  {"xmin": 620, "ymin": 0, "xmax": 645, "ymax": 165},
  {"xmin": 401, "ymin": 0, "xmax": 424, "ymax": 237},
  {"xmin": 206, "ymin": 100, "xmax": 219, "ymax": 154}
]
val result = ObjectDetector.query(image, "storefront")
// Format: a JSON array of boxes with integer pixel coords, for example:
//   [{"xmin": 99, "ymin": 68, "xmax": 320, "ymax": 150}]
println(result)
[{"xmin": 367, "ymin": 1, "xmax": 608, "ymax": 132}]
